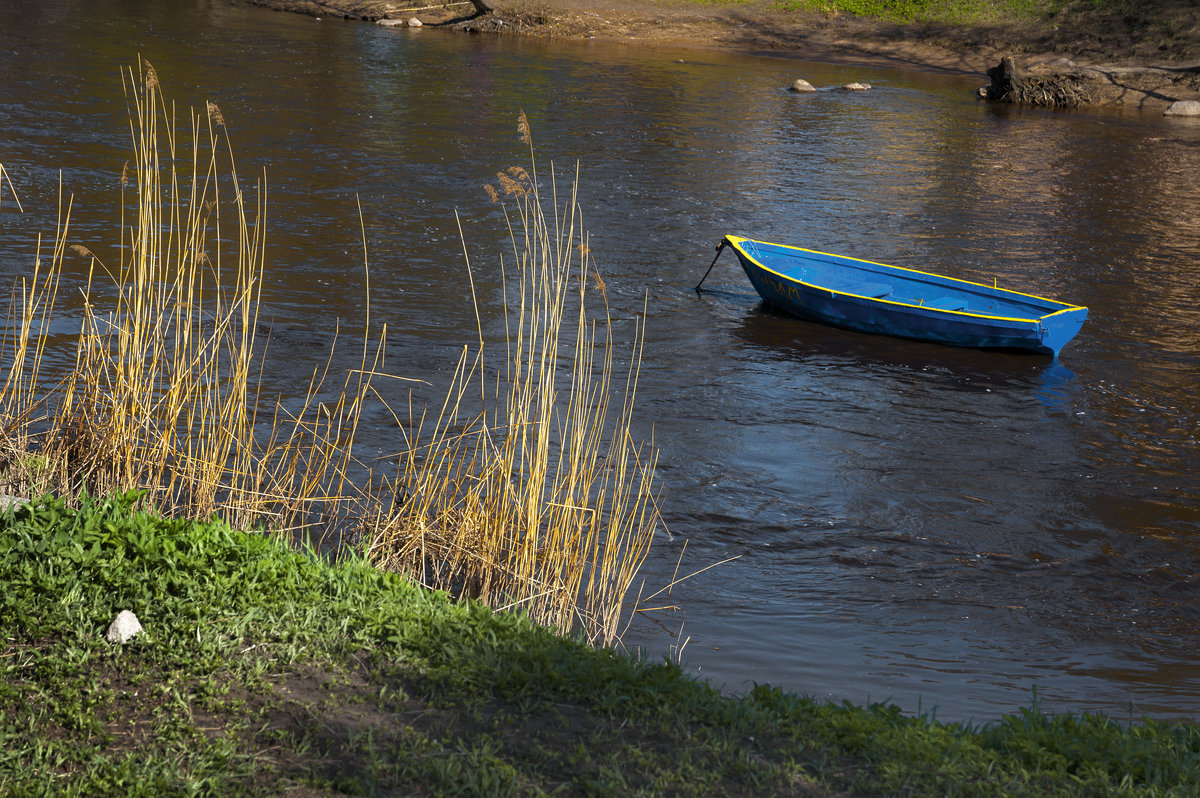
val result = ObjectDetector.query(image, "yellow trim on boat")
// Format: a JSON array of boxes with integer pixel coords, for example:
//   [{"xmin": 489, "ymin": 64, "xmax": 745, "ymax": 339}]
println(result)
[{"xmin": 725, "ymin": 236, "xmax": 1086, "ymax": 324}]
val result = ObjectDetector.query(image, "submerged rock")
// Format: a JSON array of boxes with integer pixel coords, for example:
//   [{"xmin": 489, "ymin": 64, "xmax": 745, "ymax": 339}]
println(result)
[
  {"xmin": 788, "ymin": 78, "xmax": 816, "ymax": 93},
  {"xmin": 105, "ymin": 610, "xmax": 143, "ymax": 644},
  {"xmin": 842, "ymin": 82, "xmax": 871, "ymax": 91}
]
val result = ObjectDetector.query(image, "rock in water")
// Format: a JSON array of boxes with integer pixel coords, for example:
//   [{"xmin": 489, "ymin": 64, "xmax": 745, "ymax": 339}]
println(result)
[
  {"xmin": 106, "ymin": 610, "xmax": 143, "ymax": 644},
  {"xmin": 1164, "ymin": 100, "xmax": 1200, "ymax": 116},
  {"xmin": 789, "ymin": 79, "xmax": 816, "ymax": 93},
  {"xmin": 842, "ymin": 82, "xmax": 871, "ymax": 91}
]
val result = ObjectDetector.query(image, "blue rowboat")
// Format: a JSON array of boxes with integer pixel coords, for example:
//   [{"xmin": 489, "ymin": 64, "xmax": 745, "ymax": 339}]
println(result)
[{"xmin": 722, "ymin": 235, "xmax": 1088, "ymax": 356}]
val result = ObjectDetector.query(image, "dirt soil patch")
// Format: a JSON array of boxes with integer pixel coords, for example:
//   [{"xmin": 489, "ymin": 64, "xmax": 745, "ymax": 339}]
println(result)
[{"xmin": 246, "ymin": 0, "xmax": 1200, "ymax": 110}]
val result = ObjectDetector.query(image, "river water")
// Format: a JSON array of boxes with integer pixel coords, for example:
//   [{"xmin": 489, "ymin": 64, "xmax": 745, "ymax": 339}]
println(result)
[{"xmin": 2, "ymin": 0, "xmax": 1199, "ymax": 723}]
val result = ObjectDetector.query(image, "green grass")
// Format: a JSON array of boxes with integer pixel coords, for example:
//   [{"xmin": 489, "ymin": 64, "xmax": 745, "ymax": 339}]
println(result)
[
  {"xmin": 769, "ymin": 0, "xmax": 1058, "ymax": 25},
  {"xmin": 2, "ymin": 493, "xmax": 1199, "ymax": 796},
  {"xmin": 768, "ymin": 0, "xmax": 1198, "ymax": 29},
  {"xmin": 763, "ymin": 0, "xmax": 1200, "ymax": 60}
]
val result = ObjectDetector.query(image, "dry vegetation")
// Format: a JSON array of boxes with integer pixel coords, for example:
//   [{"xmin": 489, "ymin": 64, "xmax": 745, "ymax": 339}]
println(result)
[
  {"xmin": 364, "ymin": 113, "xmax": 659, "ymax": 641},
  {"xmin": 0, "ymin": 64, "xmax": 657, "ymax": 644}
]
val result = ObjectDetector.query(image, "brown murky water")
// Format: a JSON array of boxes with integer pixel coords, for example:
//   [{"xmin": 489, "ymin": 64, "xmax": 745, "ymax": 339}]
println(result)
[{"xmin": 3, "ymin": 0, "xmax": 1199, "ymax": 722}]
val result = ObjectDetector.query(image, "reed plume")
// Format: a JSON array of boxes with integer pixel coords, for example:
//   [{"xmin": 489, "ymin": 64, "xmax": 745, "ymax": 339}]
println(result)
[
  {"xmin": 206, "ymin": 100, "xmax": 226, "ymax": 129},
  {"xmin": 517, "ymin": 110, "xmax": 531, "ymax": 145}
]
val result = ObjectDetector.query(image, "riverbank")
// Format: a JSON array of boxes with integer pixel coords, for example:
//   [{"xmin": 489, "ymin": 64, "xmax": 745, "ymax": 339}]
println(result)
[
  {"xmin": 244, "ymin": 0, "xmax": 1200, "ymax": 111},
  {"xmin": 4, "ymin": 493, "xmax": 1199, "ymax": 796}
]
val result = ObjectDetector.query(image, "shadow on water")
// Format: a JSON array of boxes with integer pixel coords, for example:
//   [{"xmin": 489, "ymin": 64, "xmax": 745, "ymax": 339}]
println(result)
[
  {"xmin": 734, "ymin": 300, "xmax": 1071, "ymax": 373},
  {"xmin": 697, "ymin": 285, "xmax": 1081, "ymax": 397}
]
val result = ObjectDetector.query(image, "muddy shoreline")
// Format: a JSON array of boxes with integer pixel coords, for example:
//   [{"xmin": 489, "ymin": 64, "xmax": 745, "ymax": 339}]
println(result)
[{"xmin": 244, "ymin": 0, "xmax": 1200, "ymax": 111}]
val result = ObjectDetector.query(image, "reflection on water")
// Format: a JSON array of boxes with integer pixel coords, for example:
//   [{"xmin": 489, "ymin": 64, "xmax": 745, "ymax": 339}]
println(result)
[{"xmin": 2, "ymin": 0, "xmax": 1200, "ymax": 722}]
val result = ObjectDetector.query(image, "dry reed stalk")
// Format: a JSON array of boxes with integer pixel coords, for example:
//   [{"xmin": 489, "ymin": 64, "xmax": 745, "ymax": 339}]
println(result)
[
  {"xmin": 0, "ymin": 164, "xmax": 23, "ymax": 214},
  {"xmin": 363, "ymin": 120, "xmax": 659, "ymax": 644}
]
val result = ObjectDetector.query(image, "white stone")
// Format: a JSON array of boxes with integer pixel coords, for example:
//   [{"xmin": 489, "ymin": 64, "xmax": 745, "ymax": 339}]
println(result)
[
  {"xmin": 0, "ymin": 494, "xmax": 28, "ymax": 511},
  {"xmin": 842, "ymin": 82, "xmax": 872, "ymax": 91},
  {"xmin": 407, "ymin": 17, "xmax": 423, "ymax": 27},
  {"xmin": 105, "ymin": 610, "xmax": 143, "ymax": 644},
  {"xmin": 1164, "ymin": 100, "xmax": 1200, "ymax": 117},
  {"xmin": 377, "ymin": 18, "xmax": 406, "ymax": 27},
  {"xmin": 789, "ymin": 78, "xmax": 816, "ymax": 93}
]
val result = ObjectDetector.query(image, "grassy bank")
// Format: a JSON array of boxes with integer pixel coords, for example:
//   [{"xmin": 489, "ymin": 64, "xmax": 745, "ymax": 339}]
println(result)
[
  {"xmin": 772, "ymin": 0, "xmax": 1200, "ymax": 64},
  {"xmin": 772, "ymin": 0, "xmax": 1200, "ymax": 49},
  {"xmin": 2, "ymin": 493, "xmax": 1199, "ymax": 797},
  {"xmin": 770, "ymin": 0, "xmax": 1086, "ymax": 26}
]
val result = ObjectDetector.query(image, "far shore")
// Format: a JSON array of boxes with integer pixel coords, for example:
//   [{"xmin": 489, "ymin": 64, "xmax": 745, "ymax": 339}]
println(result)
[{"xmin": 243, "ymin": 0, "xmax": 1200, "ymax": 112}]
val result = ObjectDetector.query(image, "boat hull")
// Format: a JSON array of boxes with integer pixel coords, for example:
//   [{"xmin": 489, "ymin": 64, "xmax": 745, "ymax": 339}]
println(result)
[{"xmin": 725, "ymin": 236, "xmax": 1088, "ymax": 356}]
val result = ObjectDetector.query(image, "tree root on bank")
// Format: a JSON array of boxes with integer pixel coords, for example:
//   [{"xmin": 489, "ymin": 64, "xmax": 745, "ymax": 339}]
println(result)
[{"xmin": 985, "ymin": 56, "xmax": 1092, "ymax": 108}]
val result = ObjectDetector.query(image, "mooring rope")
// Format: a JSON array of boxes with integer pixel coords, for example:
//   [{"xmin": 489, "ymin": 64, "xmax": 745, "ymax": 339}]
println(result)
[{"xmin": 695, "ymin": 239, "xmax": 727, "ymax": 293}]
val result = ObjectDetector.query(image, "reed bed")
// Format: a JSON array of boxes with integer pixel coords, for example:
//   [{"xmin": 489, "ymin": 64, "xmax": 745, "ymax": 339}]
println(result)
[
  {"xmin": 0, "ymin": 67, "xmax": 657, "ymax": 645},
  {"xmin": 0, "ymin": 62, "xmax": 364, "ymax": 534},
  {"xmin": 363, "ymin": 113, "xmax": 659, "ymax": 643}
]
